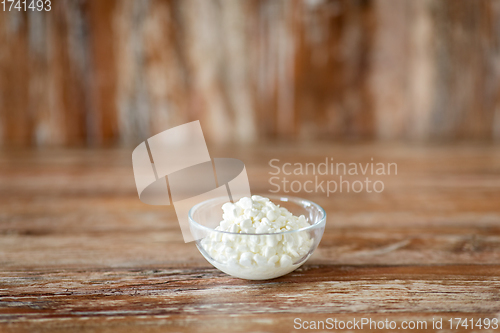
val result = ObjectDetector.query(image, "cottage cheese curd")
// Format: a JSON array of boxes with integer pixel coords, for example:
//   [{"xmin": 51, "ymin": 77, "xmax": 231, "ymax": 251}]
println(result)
[{"xmin": 200, "ymin": 195, "xmax": 314, "ymax": 279}]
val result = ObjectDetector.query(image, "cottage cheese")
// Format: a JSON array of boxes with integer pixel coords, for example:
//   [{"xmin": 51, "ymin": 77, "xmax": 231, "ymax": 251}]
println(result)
[{"xmin": 200, "ymin": 195, "xmax": 314, "ymax": 279}]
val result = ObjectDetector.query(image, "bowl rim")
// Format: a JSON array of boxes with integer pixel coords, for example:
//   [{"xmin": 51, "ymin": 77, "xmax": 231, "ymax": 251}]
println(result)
[{"xmin": 188, "ymin": 194, "xmax": 326, "ymax": 236}]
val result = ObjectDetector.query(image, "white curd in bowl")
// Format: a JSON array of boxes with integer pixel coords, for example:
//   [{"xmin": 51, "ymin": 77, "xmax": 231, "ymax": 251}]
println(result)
[{"xmin": 199, "ymin": 195, "xmax": 315, "ymax": 279}]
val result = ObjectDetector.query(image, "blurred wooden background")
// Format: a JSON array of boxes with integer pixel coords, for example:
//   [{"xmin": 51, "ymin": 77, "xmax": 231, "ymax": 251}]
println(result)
[{"xmin": 1, "ymin": 0, "xmax": 500, "ymax": 146}]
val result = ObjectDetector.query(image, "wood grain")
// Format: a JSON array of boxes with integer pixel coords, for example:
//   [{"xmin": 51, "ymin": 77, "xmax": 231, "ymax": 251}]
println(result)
[
  {"xmin": 1, "ymin": 143, "xmax": 500, "ymax": 332},
  {"xmin": 1, "ymin": 0, "xmax": 500, "ymax": 146}
]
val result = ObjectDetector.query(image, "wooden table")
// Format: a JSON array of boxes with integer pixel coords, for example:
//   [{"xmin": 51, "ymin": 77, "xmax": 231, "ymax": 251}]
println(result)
[{"xmin": 1, "ymin": 143, "xmax": 499, "ymax": 332}]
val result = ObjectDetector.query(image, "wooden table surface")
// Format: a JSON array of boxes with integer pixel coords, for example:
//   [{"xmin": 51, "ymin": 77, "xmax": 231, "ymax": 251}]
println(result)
[{"xmin": 1, "ymin": 143, "xmax": 500, "ymax": 332}]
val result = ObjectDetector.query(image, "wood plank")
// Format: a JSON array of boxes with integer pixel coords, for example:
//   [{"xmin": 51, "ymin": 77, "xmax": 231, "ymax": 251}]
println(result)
[
  {"xmin": 1, "ymin": 143, "xmax": 500, "ymax": 331},
  {"xmin": 2, "ymin": 1, "xmax": 500, "ymax": 145}
]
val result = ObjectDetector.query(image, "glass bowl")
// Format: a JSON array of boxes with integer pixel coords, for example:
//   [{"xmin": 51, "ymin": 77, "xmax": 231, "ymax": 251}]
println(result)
[{"xmin": 188, "ymin": 195, "xmax": 326, "ymax": 280}]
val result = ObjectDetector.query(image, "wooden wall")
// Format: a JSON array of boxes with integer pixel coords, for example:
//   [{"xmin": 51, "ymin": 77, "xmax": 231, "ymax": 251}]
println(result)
[{"xmin": 1, "ymin": 0, "xmax": 500, "ymax": 146}]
